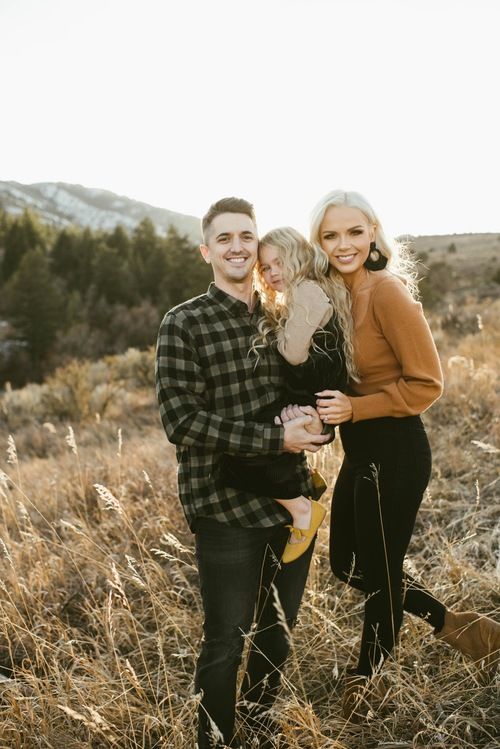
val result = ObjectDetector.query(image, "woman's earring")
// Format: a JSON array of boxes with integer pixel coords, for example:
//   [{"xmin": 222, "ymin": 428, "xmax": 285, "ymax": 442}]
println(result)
[{"xmin": 364, "ymin": 241, "xmax": 388, "ymax": 271}]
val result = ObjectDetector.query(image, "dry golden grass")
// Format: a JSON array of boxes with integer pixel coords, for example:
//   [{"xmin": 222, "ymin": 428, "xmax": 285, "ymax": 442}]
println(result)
[{"xmin": 0, "ymin": 302, "xmax": 498, "ymax": 748}]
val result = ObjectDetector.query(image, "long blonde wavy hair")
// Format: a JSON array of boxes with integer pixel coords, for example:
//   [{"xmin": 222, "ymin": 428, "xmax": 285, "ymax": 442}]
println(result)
[
  {"xmin": 253, "ymin": 226, "xmax": 358, "ymax": 381},
  {"xmin": 309, "ymin": 190, "xmax": 418, "ymax": 296}
]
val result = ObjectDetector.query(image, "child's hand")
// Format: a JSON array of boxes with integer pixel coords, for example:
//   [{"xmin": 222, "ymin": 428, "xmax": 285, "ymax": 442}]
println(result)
[{"xmin": 280, "ymin": 404, "xmax": 323, "ymax": 435}]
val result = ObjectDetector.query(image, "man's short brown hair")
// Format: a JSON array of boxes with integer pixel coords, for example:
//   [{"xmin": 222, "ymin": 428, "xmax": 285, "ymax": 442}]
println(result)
[{"xmin": 201, "ymin": 197, "xmax": 256, "ymax": 244}]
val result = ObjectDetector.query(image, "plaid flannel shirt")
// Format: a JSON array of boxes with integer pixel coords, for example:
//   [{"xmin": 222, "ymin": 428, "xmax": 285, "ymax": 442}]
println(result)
[{"xmin": 155, "ymin": 283, "xmax": 313, "ymax": 530}]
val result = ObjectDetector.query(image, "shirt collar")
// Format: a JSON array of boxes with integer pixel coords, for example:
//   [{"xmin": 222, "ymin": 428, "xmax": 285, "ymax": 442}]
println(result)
[{"xmin": 207, "ymin": 282, "xmax": 260, "ymax": 317}]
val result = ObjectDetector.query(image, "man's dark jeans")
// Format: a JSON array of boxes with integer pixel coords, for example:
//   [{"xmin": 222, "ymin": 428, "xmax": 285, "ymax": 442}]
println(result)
[{"xmin": 194, "ymin": 517, "xmax": 314, "ymax": 748}]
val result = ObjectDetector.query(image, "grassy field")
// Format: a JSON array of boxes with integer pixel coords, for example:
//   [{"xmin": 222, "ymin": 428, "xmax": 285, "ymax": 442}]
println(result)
[{"xmin": 0, "ymin": 298, "xmax": 499, "ymax": 748}]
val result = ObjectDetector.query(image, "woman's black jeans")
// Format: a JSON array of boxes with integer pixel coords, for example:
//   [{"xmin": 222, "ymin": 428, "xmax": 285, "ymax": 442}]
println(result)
[
  {"xmin": 330, "ymin": 415, "xmax": 446, "ymax": 676},
  {"xmin": 194, "ymin": 517, "xmax": 314, "ymax": 748}
]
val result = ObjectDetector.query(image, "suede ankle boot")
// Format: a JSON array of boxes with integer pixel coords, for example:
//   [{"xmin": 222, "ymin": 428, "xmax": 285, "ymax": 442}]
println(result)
[{"xmin": 436, "ymin": 610, "xmax": 500, "ymax": 673}]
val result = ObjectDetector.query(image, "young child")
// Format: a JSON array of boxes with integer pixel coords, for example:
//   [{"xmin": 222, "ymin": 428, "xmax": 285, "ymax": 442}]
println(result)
[{"xmin": 220, "ymin": 227, "xmax": 352, "ymax": 563}]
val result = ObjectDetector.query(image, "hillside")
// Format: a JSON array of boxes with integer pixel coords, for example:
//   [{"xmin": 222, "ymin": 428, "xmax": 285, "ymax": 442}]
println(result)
[
  {"xmin": 410, "ymin": 231, "xmax": 500, "ymax": 264},
  {"xmin": 0, "ymin": 181, "xmax": 202, "ymax": 243},
  {"xmin": 406, "ymin": 233, "xmax": 500, "ymax": 308},
  {"xmin": 410, "ymin": 232, "xmax": 500, "ymax": 283}
]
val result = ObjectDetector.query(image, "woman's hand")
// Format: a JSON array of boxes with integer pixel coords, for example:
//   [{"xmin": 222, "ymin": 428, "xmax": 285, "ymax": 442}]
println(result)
[
  {"xmin": 279, "ymin": 403, "xmax": 323, "ymax": 435},
  {"xmin": 315, "ymin": 390, "xmax": 353, "ymax": 425}
]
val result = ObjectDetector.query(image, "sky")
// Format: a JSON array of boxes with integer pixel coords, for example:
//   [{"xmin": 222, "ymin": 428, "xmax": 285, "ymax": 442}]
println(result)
[{"xmin": 1, "ymin": 0, "xmax": 499, "ymax": 238}]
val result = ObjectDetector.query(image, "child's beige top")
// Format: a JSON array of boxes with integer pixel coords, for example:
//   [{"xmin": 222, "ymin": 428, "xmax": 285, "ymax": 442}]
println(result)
[
  {"xmin": 276, "ymin": 280, "xmax": 333, "ymax": 365},
  {"xmin": 347, "ymin": 270, "xmax": 443, "ymax": 423}
]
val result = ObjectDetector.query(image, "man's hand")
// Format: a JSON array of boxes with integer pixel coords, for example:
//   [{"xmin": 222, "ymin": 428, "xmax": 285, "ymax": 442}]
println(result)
[
  {"xmin": 279, "ymin": 403, "xmax": 323, "ymax": 435},
  {"xmin": 277, "ymin": 414, "xmax": 330, "ymax": 453},
  {"xmin": 316, "ymin": 390, "xmax": 353, "ymax": 425}
]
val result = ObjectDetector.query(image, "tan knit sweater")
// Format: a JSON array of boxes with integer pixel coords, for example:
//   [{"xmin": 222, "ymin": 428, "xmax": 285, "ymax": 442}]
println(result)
[
  {"xmin": 347, "ymin": 270, "xmax": 443, "ymax": 423},
  {"xmin": 276, "ymin": 280, "xmax": 333, "ymax": 365}
]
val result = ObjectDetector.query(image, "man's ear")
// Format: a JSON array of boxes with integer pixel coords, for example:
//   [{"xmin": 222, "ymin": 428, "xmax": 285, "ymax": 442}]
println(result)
[{"xmin": 199, "ymin": 244, "xmax": 211, "ymax": 264}]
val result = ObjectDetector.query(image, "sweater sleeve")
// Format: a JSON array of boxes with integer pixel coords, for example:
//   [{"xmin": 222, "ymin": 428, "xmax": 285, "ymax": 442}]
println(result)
[
  {"xmin": 276, "ymin": 280, "xmax": 333, "ymax": 365},
  {"xmin": 349, "ymin": 279, "xmax": 443, "ymax": 422}
]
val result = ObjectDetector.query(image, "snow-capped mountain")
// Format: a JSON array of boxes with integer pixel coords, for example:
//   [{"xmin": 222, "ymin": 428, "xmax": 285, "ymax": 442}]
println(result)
[{"xmin": 0, "ymin": 181, "xmax": 202, "ymax": 242}]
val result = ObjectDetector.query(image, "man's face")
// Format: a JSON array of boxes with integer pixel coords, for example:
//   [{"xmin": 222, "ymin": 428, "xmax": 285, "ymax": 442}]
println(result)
[{"xmin": 200, "ymin": 212, "xmax": 258, "ymax": 288}]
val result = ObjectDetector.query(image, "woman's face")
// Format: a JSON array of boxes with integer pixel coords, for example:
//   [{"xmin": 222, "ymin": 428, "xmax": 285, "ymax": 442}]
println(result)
[
  {"xmin": 319, "ymin": 205, "xmax": 375, "ymax": 284},
  {"xmin": 259, "ymin": 243, "xmax": 285, "ymax": 292}
]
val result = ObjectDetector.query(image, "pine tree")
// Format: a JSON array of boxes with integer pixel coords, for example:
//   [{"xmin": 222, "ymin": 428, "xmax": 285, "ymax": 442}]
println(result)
[
  {"xmin": 91, "ymin": 241, "xmax": 136, "ymax": 305},
  {"xmin": 162, "ymin": 226, "xmax": 211, "ymax": 308},
  {"xmin": 107, "ymin": 224, "xmax": 132, "ymax": 255},
  {"xmin": 4, "ymin": 249, "xmax": 63, "ymax": 378},
  {"xmin": 76, "ymin": 228, "xmax": 100, "ymax": 294},
  {"xmin": 1, "ymin": 210, "xmax": 46, "ymax": 282},
  {"xmin": 131, "ymin": 218, "xmax": 167, "ymax": 299},
  {"xmin": 0, "ymin": 207, "xmax": 10, "ymax": 246},
  {"xmin": 51, "ymin": 228, "xmax": 80, "ymax": 282}
]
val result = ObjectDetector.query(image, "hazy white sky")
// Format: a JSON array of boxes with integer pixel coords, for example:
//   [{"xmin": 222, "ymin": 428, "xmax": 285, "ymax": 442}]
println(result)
[{"xmin": 1, "ymin": 0, "xmax": 499, "ymax": 237}]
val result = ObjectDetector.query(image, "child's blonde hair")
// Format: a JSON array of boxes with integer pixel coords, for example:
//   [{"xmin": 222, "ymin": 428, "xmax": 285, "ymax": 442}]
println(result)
[{"xmin": 253, "ymin": 226, "xmax": 357, "ymax": 381}]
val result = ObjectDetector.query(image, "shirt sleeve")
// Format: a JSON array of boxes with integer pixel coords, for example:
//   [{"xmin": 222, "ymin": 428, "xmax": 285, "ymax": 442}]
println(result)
[
  {"xmin": 349, "ymin": 280, "xmax": 443, "ymax": 422},
  {"xmin": 155, "ymin": 312, "xmax": 285, "ymax": 453},
  {"xmin": 277, "ymin": 280, "xmax": 333, "ymax": 365}
]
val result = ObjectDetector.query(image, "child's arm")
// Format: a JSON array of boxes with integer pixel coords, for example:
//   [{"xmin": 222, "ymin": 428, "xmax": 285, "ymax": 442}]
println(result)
[{"xmin": 276, "ymin": 280, "xmax": 333, "ymax": 365}]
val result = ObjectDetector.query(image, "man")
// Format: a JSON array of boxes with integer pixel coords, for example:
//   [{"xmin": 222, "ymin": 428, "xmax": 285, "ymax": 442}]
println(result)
[{"xmin": 155, "ymin": 197, "xmax": 329, "ymax": 748}]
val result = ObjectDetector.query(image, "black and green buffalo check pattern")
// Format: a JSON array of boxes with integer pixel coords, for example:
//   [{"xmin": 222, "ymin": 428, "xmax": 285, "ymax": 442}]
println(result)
[{"xmin": 155, "ymin": 283, "xmax": 312, "ymax": 530}]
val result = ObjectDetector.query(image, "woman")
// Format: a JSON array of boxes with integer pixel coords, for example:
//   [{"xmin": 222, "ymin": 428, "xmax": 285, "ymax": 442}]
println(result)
[{"xmin": 308, "ymin": 189, "xmax": 500, "ymax": 721}]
